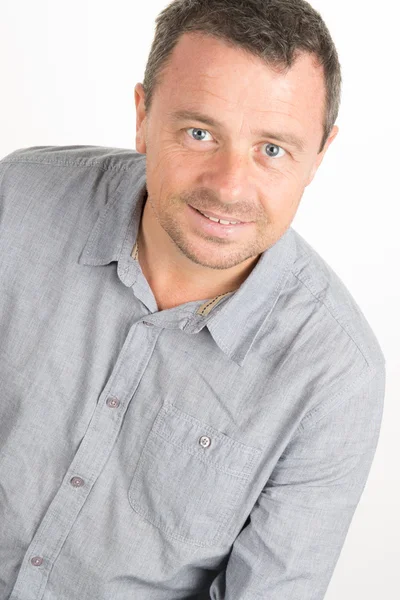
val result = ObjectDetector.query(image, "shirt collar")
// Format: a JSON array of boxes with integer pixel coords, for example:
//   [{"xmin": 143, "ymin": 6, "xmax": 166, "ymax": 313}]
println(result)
[
  {"xmin": 78, "ymin": 152, "xmax": 296, "ymax": 366},
  {"xmin": 78, "ymin": 155, "xmax": 147, "ymax": 268},
  {"xmin": 201, "ymin": 226, "xmax": 295, "ymax": 364}
]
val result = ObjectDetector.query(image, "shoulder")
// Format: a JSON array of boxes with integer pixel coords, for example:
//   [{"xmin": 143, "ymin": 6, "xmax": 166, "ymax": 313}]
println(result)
[
  {"xmin": 289, "ymin": 228, "xmax": 385, "ymax": 369},
  {"xmin": 0, "ymin": 145, "xmax": 145, "ymax": 200},
  {"xmin": 0, "ymin": 144, "xmax": 146, "ymax": 219},
  {"xmin": 275, "ymin": 228, "xmax": 386, "ymax": 425},
  {"xmin": 0, "ymin": 146, "xmax": 146, "ymax": 252},
  {"xmin": 0, "ymin": 144, "xmax": 145, "ymax": 173}
]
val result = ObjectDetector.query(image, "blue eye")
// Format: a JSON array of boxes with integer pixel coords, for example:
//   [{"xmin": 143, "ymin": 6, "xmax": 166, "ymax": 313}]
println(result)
[
  {"xmin": 264, "ymin": 143, "xmax": 285, "ymax": 158},
  {"xmin": 187, "ymin": 128, "xmax": 213, "ymax": 142}
]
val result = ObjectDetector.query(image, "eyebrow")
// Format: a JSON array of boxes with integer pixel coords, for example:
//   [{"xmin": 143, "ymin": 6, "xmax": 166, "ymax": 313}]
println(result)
[{"xmin": 170, "ymin": 109, "xmax": 307, "ymax": 153}]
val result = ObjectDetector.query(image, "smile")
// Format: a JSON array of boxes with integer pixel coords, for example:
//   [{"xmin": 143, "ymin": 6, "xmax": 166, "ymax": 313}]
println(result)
[
  {"xmin": 195, "ymin": 208, "xmax": 242, "ymax": 225},
  {"xmin": 187, "ymin": 204, "xmax": 252, "ymax": 239}
]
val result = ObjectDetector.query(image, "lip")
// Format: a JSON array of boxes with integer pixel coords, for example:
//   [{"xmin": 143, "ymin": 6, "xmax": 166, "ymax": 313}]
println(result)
[
  {"xmin": 190, "ymin": 206, "xmax": 248, "ymax": 224},
  {"xmin": 187, "ymin": 204, "xmax": 252, "ymax": 238}
]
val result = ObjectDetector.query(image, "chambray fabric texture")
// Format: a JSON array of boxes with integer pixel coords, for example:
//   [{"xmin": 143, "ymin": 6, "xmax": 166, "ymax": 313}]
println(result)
[{"xmin": 0, "ymin": 145, "xmax": 385, "ymax": 600}]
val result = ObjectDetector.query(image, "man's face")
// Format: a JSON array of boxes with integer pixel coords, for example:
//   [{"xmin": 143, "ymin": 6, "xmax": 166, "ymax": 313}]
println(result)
[{"xmin": 135, "ymin": 32, "xmax": 337, "ymax": 271}]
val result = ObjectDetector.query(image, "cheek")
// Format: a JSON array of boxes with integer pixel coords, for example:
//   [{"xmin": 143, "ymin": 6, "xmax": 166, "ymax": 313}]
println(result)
[
  {"xmin": 265, "ymin": 165, "xmax": 304, "ymax": 194},
  {"xmin": 260, "ymin": 168, "xmax": 305, "ymax": 216},
  {"xmin": 147, "ymin": 149, "xmax": 196, "ymax": 201}
]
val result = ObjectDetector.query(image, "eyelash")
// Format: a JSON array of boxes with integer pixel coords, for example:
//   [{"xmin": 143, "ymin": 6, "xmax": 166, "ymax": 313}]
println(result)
[{"xmin": 185, "ymin": 128, "xmax": 286, "ymax": 159}]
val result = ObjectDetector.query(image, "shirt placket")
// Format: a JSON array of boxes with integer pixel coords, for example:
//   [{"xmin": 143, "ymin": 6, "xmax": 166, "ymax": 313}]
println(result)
[{"xmin": 9, "ymin": 319, "xmax": 161, "ymax": 600}]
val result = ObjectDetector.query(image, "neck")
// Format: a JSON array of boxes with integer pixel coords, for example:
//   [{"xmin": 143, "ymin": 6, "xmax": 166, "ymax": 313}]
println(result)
[{"xmin": 136, "ymin": 194, "xmax": 259, "ymax": 309}]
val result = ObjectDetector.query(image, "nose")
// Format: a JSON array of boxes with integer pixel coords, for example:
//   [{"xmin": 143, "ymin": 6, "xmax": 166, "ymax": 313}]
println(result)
[{"xmin": 199, "ymin": 148, "xmax": 256, "ymax": 204}]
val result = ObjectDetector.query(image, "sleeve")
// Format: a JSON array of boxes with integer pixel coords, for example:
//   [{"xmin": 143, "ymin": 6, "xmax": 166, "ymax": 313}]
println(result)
[{"xmin": 209, "ymin": 364, "xmax": 386, "ymax": 600}]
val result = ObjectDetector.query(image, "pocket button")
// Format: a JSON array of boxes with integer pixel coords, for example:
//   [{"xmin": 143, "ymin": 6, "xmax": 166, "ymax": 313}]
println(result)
[{"xmin": 199, "ymin": 435, "xmax": 211, "ymax": 448}]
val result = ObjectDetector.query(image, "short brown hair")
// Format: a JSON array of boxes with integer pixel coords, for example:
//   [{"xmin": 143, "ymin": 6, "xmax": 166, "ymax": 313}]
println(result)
[{"xmin": 142, "ymin": 0, "xmax": 341, "ymax": 153}]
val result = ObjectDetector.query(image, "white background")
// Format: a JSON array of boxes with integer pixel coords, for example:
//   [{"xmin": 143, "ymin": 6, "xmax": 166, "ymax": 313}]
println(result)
[{"xmin": 1, "ymin": 1, "xmax": 398, "ymax": 597}]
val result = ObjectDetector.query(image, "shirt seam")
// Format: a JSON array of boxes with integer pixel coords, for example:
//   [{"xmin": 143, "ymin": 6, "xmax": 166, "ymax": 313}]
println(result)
[
  {"xmin": 297, "ymin": 362, "xmax": 382, "ymax": 433},
  {"xmin": 0, "ymin": 161, "xmax": 12, "ymax": 185},
  {"xmin": 291, "ymin": 267, "xmax": 370, "ymax": 371},
  {"xmin": 0, "ymin": 156, "xmax": 133, "ymax": 174}
]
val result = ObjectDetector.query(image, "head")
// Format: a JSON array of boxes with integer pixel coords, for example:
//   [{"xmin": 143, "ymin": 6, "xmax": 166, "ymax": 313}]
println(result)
[{"xmin": 135, "ymin": 0, "xmax": 341, "ymax": 273}]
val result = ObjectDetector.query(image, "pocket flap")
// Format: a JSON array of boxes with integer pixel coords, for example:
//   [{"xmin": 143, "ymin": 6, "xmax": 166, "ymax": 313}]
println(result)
[{"xmin": 153, "ymin": 402, "xmax": 261, "ymax": 479}]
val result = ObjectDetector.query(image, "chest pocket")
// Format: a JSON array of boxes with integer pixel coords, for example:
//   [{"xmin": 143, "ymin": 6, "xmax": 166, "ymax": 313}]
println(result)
[{"xmin": 129, "ymin": 402, "xmax": 261, "ymax": 547}]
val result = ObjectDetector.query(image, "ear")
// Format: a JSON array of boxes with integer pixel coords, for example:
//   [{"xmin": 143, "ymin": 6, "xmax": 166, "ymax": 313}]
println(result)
[
  {"xmin": 135, "ymin": 83, "xmax": 147, "ymax": 154},
  {"xmin": 306, "ymin": 125, "xmax": 339, "ymax": 187}
]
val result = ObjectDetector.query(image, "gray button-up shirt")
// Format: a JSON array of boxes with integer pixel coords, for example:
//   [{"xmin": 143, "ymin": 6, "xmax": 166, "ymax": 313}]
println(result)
[{"xmin": 0, "ymin": 145, "xmax": 386, "ymax": 600}]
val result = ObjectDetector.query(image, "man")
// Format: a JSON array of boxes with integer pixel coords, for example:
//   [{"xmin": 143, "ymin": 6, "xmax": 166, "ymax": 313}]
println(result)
[{"xmin": 0, "ymin": 0, "xmax": 385, "ymax": 599}]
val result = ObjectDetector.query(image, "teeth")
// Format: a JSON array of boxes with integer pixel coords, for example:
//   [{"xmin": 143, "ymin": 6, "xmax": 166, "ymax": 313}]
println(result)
[{"xmin": 198, "ymin": 210, "xmax": 240, "ymax": 225}]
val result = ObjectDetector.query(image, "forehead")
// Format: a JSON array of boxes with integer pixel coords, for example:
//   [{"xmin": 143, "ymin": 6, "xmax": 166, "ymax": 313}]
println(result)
[{"xmin": 153, "ymin": 33, "xmax": 326, "ymax": 142}]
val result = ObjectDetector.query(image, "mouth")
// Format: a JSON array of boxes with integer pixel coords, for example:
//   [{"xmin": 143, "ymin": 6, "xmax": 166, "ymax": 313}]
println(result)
[
  {"xmin": 187, "ymin": 204, "xmax": 253, "ymax": 238},
  {"xmin": 190, "ymin": 206, "xmax": 248, "ymax": 225}
]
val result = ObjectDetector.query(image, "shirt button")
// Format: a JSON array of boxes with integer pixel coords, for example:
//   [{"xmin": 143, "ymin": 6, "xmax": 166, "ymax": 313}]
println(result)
[
  {"xmin": 70, "ymin": 476, "xmax": 84, "ymax": 488},
  {"xmin": 199, "ymin": 436, "xmax": 211, "ymax": 448},
  {"xmin": 31, "ymin": 556, "xmax": 43, "ymax": 567},
  {"xmin": 143, "ymin": 321, "xmax": 153, "ymax": 327},
  {"xmin": 106, "ymin": 396, "xmax": 120, "ymax": 409}
]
